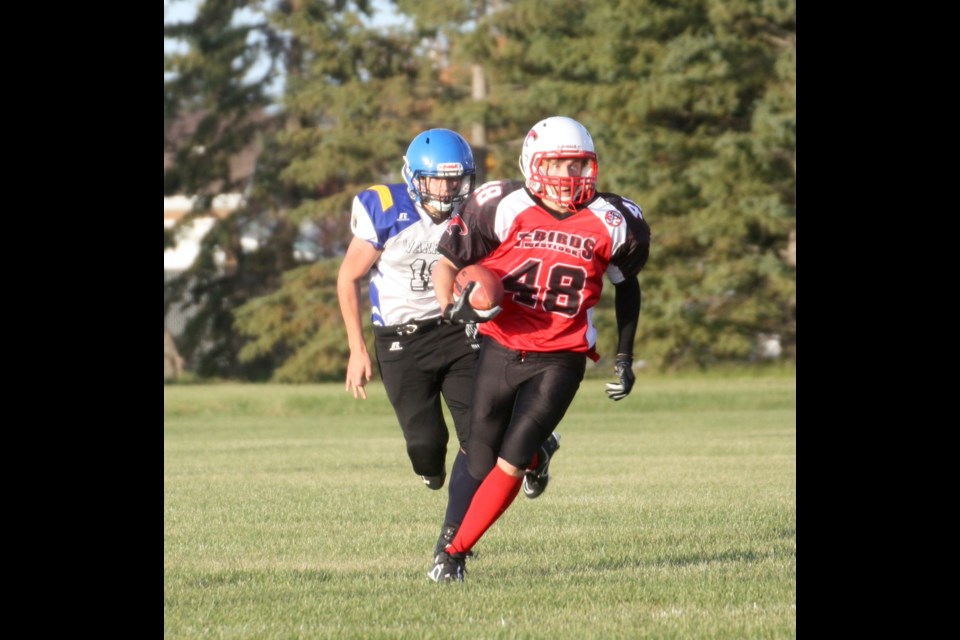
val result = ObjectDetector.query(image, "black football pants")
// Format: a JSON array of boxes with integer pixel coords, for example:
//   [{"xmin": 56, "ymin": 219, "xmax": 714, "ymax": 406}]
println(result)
[
  {"xmin": 466, "ymin": 338, "xmax": 586, "ymax": 481},
  {"xmin": 375, "ymin": 323, "xmax": 478, "ymax": 477}
]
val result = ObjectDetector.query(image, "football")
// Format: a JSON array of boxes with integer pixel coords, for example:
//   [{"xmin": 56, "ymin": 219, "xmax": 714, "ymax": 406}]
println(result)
[{"xmin": 454, "ymin": 264, "xmax": 504, "ymax": 311}]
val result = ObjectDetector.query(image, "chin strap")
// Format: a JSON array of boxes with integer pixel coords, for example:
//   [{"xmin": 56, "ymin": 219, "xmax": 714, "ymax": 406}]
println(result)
[{"xmin": 422, "ymin": 204, "xmax": 451, "ymax": 223}]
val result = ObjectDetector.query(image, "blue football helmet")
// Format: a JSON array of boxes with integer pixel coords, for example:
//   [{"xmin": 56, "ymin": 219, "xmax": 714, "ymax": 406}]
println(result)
[{"xmin": 403, "ymin": 129, "xmax": 476, "ymax": 220}]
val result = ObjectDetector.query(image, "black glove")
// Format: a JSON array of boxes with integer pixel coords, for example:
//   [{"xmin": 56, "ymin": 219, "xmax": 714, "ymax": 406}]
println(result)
[
  {"xmin": 442, "ymin": 282, "xmax": 502, "ymax": 324},
  {"xmin": 605, "ymin": 354, "xmax": 635, "ymax": 401}
]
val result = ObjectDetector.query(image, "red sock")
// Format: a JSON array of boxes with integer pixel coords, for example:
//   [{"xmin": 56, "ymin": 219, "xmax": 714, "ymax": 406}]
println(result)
[
  {"xmin": 527, "ymin": 451, "xmax": 539, "ymax": 470},
  {"xmin": 447, "ymin": 466, "xmax": 523, "ymax": 554}
]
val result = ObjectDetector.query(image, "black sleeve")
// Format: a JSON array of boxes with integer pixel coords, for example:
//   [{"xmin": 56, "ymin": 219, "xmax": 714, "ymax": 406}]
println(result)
[
  {"xmin": 438, "ymin": 180, "xmax": 523, "ymax": 268},
  {"xmin": 601, "ymin": 193, "xmax": 651, "ymax": 279},
  {"xmin": 615, "ymin": 215, "xmax": 650, "ymax": 279},
  {"xmin": 614, "ymin": 276, "xmax": 641, "ymax": 356}
]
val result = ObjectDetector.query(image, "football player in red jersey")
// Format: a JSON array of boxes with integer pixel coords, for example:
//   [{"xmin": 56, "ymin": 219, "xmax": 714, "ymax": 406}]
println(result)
[{"xmin": 427, "ymin": 116, "xmax": 651, "ymax": 582}]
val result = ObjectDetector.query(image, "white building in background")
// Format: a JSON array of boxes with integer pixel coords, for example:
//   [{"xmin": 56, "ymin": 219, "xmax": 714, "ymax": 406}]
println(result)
[{"xmin": 164, "ymin": 194, "xmax": 246, "ymax": 272}]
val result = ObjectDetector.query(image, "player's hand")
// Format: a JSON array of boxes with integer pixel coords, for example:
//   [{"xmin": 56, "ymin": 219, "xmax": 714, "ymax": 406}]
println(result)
[
  {"xmin": 442, "ymin": 282, "xmax": 502, "ymax": 324},
  {"xmin": 345, "ymin": 350, "xmax": 373, "ymax": 400},
  {"xmin": 605, "ymin": 354, "xmax": 635, "ymax": 401}
]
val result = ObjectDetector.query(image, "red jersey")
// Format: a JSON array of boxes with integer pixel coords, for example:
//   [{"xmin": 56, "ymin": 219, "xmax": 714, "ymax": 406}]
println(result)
[{"xmin": 438, "ymin": 180, "xmax": 650, "ymax": 354}]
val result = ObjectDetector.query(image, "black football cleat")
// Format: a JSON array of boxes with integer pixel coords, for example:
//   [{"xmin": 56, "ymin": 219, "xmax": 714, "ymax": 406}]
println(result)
[
  {"xmin": 428, "ymin": 549, "xmax": 466, "ymax": 583},
  {"xmin": 522, "ymin": 432, "xmax": 561, "ymax": 499},
  {"xmin": 433, "ymin": 524, "xmax": 475, "ymax": 559},
  {"xmin": 421, "ymin": 473, "xmax": 446, "ymax": 490}
]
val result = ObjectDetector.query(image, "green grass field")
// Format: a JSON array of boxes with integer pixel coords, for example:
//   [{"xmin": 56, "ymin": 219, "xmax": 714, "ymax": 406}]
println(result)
[{"xmin": 164, "ymin": 374, "xmax": 796, "ymax": 639}]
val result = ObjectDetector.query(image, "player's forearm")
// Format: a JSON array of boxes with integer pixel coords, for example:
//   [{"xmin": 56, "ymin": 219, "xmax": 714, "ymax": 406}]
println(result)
[
  {"xmin": 337, "ymin": 277, "xmax": 368, "ymax": 352},
  {"xmin": 614, "ymin": 278, "xmax": 641, "ymax": 356},
  {"xmin": 433, "ymin": 257, "xmax": 459, "ymax": 308}
]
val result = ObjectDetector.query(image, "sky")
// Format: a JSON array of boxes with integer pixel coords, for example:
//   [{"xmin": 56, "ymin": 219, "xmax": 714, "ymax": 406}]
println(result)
[
  {"xmin": 163, "ymin": 0, "xmax": 408, "ymax": 34},
  {"xmin": 164, "ymin": 0, "xmax": 410, "ymax": 92}
]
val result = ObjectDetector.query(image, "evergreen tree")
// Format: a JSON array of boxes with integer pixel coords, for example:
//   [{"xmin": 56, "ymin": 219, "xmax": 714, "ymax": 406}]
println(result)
[
  {"xmin": 164, "ymin": 0, "xmax": 282, "ymax": 200},
  {"xmin": 232, "ymin": 1, "xmax": 463, "ymax": 381},
  {"xmin": 165, "ymin": 0, "xmax": 288, "ymax": 378},
  {"xmin": 456, "ymin": 0, "xmax": 796, "ymax": 367}
]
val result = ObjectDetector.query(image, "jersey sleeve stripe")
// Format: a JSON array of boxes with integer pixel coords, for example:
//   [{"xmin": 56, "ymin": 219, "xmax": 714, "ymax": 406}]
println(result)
[{"xmin": 369, "ymin": 185, "xmax": 394, "ymax": 212}]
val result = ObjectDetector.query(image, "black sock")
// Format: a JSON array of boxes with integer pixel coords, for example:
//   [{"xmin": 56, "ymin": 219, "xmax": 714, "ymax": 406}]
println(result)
[{"xmin": 444, "ymin": 449, "xmax": 482, "ymax": 527}]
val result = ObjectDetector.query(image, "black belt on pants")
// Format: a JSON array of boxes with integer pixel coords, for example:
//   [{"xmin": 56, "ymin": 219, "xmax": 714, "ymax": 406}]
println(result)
[{"xmin": 373, "ymin": 317, "xmax": 443, "ymax": 337}]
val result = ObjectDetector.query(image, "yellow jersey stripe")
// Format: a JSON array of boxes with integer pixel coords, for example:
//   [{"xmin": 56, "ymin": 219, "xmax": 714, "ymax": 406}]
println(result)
[{"xmin": 369, "ymin": 185, "xmax": 394, "ymax": 212}]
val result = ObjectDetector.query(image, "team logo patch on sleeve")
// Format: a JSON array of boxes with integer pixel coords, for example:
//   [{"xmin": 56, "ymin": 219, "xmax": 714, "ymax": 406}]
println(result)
[
  {"xmin": 447, "ymin": 215, "xmax": 469, "ymax": 236},
  {"xmin": 605, "ymin": 211, "xmax": 623, "ymax": 227}
]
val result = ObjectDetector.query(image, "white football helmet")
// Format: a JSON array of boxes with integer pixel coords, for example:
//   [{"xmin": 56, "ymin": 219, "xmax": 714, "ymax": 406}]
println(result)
[{"xmin": 519, "ymin": 116, "xmax": 598, "ymax": 210}]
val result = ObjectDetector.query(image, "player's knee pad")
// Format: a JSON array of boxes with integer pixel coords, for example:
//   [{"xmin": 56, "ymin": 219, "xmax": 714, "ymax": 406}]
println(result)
[{"xmin": 407, "ymin": 441, "xmax": 446, "ymax": 477}]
